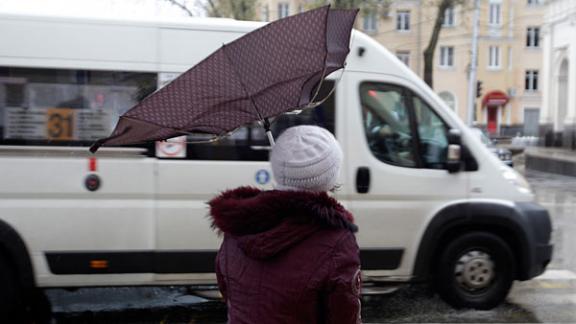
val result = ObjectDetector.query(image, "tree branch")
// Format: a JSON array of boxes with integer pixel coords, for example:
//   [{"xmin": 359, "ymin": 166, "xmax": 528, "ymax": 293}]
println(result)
[
  {"xmin": 164, "ymin": 0, "xmax": 195, "ymax": 17},
  {"xmin": 423, "ymin": 0, "xmax": 453, "ymax": 88}
]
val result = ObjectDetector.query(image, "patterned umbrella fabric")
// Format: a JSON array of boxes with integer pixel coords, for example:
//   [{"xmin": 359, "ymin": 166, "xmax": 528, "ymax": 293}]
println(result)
[{"xmin": 90, "ymin": 6, "xmax": 358, "ymax": 153}]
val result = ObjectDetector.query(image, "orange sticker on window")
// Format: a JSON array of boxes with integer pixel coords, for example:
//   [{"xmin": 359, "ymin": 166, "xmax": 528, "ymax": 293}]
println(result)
[{"xmin": 47, "ymin": 108, "xmax": 75, "ymax": 140}]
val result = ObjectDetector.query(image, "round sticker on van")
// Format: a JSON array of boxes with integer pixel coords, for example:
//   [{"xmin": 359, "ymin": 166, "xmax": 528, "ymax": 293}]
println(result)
[{"xmin": 255, "ymin": 169, "xmax": 270, "ymax": 185}]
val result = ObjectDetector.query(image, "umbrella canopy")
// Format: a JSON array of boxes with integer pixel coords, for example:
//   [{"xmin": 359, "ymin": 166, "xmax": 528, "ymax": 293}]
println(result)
[{"xmin": 90, "ymin": 6, "xmax": 358, "ymax": 153}]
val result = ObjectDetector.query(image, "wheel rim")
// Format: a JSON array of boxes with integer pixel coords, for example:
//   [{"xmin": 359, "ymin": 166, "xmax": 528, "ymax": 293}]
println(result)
[{"xmin": 454, "ymin": 250, "xmax": 495, "ymax": 291}]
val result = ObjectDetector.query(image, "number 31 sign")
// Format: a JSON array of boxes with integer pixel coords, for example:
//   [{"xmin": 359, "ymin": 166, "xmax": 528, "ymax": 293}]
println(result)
[{"xmin": 47, "ymin": 108, "xmax": 74, "ymax": 140}]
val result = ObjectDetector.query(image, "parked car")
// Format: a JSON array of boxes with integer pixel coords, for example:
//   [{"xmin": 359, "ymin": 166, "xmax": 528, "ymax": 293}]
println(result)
[{"xmin": 471, "ymin": 127, "xmax": 514, "ymax": 167}]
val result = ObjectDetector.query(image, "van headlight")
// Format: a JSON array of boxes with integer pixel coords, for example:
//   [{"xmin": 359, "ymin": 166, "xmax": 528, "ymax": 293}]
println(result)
[
  {"xmin": 497, "ymin": 148, "xmax": 512, "ymax": 161},
  {"xmin": 501, "ymin": 166, "xmax": 532, "ymax": 195}
]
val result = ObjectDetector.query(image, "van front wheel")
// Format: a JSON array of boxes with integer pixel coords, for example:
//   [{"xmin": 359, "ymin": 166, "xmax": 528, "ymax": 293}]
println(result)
[{"xmin": 434, "ymin": 232, "xmax": 515, "ymax": 310}]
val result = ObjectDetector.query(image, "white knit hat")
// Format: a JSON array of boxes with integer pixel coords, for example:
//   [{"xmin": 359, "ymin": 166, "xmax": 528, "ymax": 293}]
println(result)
[{"xmin": 270, "ymin": 125, "xmax": 343, "ymax": 192}]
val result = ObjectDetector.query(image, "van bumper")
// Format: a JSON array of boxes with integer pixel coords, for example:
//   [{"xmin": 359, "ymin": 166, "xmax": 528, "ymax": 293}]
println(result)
[{"xmin": 515, "ymin": 202, "xmax": 554, "ymax": 280}]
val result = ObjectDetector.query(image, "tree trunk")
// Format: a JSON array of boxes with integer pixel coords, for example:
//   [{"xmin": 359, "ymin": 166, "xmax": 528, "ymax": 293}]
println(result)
[{"xmin": 423, "ymin": 0, "xmax": 452, "ymax": 89}]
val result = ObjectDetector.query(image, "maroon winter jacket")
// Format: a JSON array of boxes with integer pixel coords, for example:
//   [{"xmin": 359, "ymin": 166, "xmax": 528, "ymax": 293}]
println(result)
[{"xmin": 209, "ymin": 187, "xmax": 361, "ymax": 324}]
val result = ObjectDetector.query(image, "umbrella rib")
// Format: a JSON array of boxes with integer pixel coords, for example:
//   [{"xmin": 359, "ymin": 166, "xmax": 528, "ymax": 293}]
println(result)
[
  {"xmin": 307, "ymin": 8, "xmax": 331, "ymax": 108},
  {"xmin": 221, "ymin": 44, "xmax": 264, "ymax": 122}
]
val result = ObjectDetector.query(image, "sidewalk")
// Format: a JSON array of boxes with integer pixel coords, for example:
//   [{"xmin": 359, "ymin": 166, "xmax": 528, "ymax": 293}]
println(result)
[{"xmin": 525, "ymin": 147, "xmax": 576, "ymax": 177}]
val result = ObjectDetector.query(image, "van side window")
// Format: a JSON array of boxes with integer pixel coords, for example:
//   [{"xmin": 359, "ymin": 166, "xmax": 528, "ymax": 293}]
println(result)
[
  {"xmin": 412, "ymin": 96, "xmax": 449, "ymax": 169},
  {"xmin": 360, "ymin": 83, "xmax": 417, "ymax": 167},
  {"xmin": 181, "ymin": 80, "xmax": 336, "ymax": 161},
  {"xmin": 0, "ymin": 66, "xmax": 157, "ymax": 148},
  {"xmin": 360, "ymin": 82, "xmax": 449, "ymax": 169}
]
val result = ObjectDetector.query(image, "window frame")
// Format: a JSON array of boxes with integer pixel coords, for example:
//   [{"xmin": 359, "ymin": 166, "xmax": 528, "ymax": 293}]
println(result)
[
  {"xmin": 438, "ymin": 91, "xmax": 457, "ymax": 112},
  {"xmin": 363, "ymin": 10, "xmax": 378, "ymax": 32},
  {"xmin": 396, "ymin": 51, "xmax": 411, "ymax": 67},
  {"xmin": 488, "ymin": 45, "xmax": 501, "ymax": 69},
  {"xmin": 359, "ymin": 81, "xmax": 452, "ymax": 170},
  {"xmin": 526, "ymin": 26, "xmax": 540, "ymax": 48},
  {"xmin": 489, "ymin": 3, "xmax": 502, "ymax": 26},
  {"xmin": 439, "ymin": 46, "xmax": 454, "ymax": 68},
  {"xmin": 442, "ymin": 6, "xmax": 456, "ymax": 27},
  {"xmin": 396, "ymin": 10, "xmax": 411, "ymax": 32},
  {"xmin": 525, "ymin": 69, "xmax": 539, "ymax": 92},
  {"xmin": 278, "ymin": 2, "xmax": 290, "ymax": 19},
  {"xmin": 261, "ymin": 5, "xmax": 269, "ymax": 22}
]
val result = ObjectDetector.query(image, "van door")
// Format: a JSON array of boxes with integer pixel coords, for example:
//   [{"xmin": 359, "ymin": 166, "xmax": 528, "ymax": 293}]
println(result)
[{"xmin": 343, "ymin": 72, "xmax": 468, "ymax": 279}]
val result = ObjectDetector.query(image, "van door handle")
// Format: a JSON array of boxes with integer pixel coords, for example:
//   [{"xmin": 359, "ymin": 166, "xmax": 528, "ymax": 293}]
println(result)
[{"xmin": 356, "ymin": 167, "xmax": 370, "ymax": 194}]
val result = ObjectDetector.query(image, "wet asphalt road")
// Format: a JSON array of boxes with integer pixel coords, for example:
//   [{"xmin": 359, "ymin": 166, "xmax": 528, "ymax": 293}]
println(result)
[{"xmin": 50, "ymin": 155, "xmax": 576, "ymax": 323}]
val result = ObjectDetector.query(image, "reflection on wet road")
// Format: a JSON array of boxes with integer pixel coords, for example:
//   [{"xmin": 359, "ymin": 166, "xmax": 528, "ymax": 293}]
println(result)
[{"xmin": 525, "ymin": 169, "xmax": 576, "ymax": 274}]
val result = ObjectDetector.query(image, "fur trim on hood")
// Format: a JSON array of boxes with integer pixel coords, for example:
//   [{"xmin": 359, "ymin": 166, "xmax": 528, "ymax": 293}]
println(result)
[{"xmin": 208, "ymin": 187, "xmax": 357, "ymax": 259}]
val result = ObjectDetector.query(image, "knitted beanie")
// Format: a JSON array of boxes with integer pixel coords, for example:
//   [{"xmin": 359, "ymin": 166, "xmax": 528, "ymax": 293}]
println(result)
[{"xmin": 270, "ymin": 125, "xmax": 343, "ymax": 192}]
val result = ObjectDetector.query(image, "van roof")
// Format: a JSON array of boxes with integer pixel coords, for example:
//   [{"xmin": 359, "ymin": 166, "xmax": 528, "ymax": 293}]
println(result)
[{"xmin": 0, "ymin": 11, "xmax": 266, "ymax": 31}]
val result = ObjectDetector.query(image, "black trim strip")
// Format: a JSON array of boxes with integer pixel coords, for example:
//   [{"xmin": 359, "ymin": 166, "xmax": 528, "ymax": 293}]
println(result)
[
  {"xmin": 45, "ymin": 251, "xmax": 218, "ymax": 275},
  {"xmin": 46, "ymin": 248, "xmax": 404, "ymax": 275},
  {"xmin": 360, "ymin": 249, "xmax": 404, "ymax": 270}
]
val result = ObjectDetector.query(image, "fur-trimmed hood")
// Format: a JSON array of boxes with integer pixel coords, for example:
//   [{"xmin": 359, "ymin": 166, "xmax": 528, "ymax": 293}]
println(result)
[{"xmin": 208, "ymin": 187, "xmax": 357, "ymax": 259}]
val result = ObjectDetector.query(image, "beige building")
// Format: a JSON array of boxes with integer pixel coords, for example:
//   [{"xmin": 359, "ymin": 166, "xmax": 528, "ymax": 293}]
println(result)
[{"xmin": 257, "ymin": 0, "xmax": 545, "ymax": 136}]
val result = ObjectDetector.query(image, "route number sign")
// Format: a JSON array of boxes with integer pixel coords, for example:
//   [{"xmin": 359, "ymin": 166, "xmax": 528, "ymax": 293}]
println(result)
[{"xmin": 47, "ymin": 108, "xmax": 74, "ymax": 140}]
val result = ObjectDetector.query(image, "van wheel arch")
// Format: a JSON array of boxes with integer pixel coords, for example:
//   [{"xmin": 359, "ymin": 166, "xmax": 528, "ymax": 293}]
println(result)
[
  {"xmin": 0, "ymin": 219, "xmax": 50, "ymax": 318},
  {"xmin": 413, "ymin": 202, "xmax": 531, "ymax": 282},
  {"xmin": 0, "ymin": 219, "xmax": 36, "ymax": 290}
]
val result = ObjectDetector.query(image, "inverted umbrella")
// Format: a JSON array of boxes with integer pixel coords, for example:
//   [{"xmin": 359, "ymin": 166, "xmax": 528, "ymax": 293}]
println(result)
[{"xmin": 90, "ymin": 6, "xmax": 358, "ymax": 153}]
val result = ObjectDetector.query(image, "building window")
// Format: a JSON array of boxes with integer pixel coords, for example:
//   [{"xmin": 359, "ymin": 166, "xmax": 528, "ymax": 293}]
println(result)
[
  {"xmin": 525, "ymin": 70, "xmax": 539, "ymax": 91},
  {"xmin": 396, "ymin": 51, "xmax": 410, "ymax": 67},
  {"xmin": 527, "ymin": 0, "xmax": 541, "ymax": 5},
  {"xmin": 439, "ymin": 46, "xmax": 454, "ymax": 67},
  {"xmin": 438, "ymin": 91, "xmax": 456, "ymax": 112},
  {"xmin": 526, "ymin": 27, "xmax": 540, "ymax": 47},
  {"xmin": 261, "ymin": 5, "xmax": 269, "ymax": 22},
  {"xmin": 489, "ymin": 3, "xmax": 502, "ymax": 26},
  {"xmin": 443, "ymin": 7, "xmax": 455, "ymax": 27},
  {"xmin": 278, "ymin": 2, "xmax": 289, "ymax": 19},
  {"xmin": 488, "ymin": 46, "xmax": 501, "ymax": 68},
  {"xmin": 363, "ymin": 11, "xmax": 378, "ymax": 32},
  {"xmin": 396, "ymin": 10, "xmax": 410, "ymax": 31}
]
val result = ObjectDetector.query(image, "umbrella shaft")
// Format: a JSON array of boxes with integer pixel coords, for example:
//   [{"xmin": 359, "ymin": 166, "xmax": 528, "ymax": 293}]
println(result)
[{"xmin": 266, "ymin": 130, "xmax": 275, "ymax": 147}]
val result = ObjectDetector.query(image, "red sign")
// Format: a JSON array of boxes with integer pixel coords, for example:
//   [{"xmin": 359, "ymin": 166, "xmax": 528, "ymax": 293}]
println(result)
[{"xmin": 482, "ymin": 91, "xmax": 509, "ymax": 107}]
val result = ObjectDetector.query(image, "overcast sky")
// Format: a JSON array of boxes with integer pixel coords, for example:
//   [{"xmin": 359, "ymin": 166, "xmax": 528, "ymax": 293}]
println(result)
[{"xmin": 0, "ymin": 0, "xmax": 206, "ymax": 18}]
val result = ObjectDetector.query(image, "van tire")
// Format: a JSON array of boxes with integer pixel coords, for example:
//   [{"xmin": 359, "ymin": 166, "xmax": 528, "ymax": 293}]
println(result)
[
  {"xmin": 0, "ymin": 250, "xmax": 25, "ymax": 317},
  {"xmin": 434, "ymin": 231, "xmax": 515, "ymax": 310}
]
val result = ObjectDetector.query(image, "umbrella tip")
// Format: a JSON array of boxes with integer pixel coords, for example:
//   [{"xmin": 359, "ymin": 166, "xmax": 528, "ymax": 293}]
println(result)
[{"xmin": 89, "ymin": 140, "xmax": 102, "ymax": 154}]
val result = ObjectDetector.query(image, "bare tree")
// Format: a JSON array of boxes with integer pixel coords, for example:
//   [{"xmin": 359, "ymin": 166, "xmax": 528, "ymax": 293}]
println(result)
[
  {"xmin": 164, "ymin": 0, "xmax": 195, "ymax": 17},
  {"xmin": 423, "ymin": 0, "xmax": 465, "ymax": 88},
  {"xmin": 203, "ymin": 0, "xmax": 257, "ymax": 21}
]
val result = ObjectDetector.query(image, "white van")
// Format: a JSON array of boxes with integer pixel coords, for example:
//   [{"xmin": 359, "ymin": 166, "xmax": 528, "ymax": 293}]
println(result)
[{"xmin": 0, "ymin": 12, "xmax": 552, "ymax": 312}]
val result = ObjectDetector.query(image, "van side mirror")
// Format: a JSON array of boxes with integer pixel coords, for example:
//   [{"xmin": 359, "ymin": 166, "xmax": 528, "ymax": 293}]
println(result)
[{"xmin": 446, "ymin": 129, "xmax": 462, "ymax": 173}]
